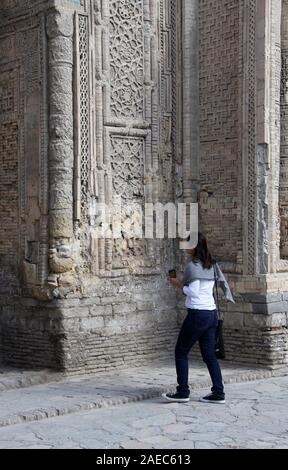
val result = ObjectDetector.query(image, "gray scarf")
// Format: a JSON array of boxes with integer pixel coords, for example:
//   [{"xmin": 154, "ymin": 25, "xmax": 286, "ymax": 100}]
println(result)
[{"xmin": 183, "ymin": 259, "xmax": 235, "ymax": 303}]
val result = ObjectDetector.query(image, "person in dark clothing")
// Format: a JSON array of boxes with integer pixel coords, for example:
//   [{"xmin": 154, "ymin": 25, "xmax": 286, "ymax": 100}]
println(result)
[{"xmin": 162, "ymin": 232, "xmax": 234, "ymax": 404}]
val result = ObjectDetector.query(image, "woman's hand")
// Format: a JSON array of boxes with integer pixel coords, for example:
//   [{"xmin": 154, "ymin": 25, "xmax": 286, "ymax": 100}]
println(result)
[{"xmin": 169, "ymin": 278, "xmax": 183, "ymax": 289}]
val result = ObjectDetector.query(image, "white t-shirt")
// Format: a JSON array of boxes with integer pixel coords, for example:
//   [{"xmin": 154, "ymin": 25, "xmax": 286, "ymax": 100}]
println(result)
[{"xmin": 183, "ymin": 279, "xmax": 216, "ymax": 310}]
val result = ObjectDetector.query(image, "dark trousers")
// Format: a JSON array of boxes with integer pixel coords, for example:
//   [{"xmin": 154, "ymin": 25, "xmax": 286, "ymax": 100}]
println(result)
[{"xmin": 175, "ymin": 308, "xmax": 224, "ymax": 398}]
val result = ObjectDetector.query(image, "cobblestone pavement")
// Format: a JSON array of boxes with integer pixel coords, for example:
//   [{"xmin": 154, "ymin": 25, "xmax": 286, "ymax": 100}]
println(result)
[{"xmin": 0, "ymin": 376, "xmax": 287, "ymax": 449}]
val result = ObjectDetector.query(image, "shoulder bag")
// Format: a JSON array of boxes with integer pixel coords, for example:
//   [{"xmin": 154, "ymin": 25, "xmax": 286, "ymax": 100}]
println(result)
[{"xmin": 213, "ymin": 263, "xmax": 225, "ymax": 360}]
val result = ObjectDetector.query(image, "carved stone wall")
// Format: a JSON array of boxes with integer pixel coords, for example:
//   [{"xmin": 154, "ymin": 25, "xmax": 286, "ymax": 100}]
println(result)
[
  {"xmin": 0, "ymin": 0, "xmax": 181, "ymax": 372},
  {"xmin": 74, "ymin": 0, "xmax": 178, "ymax": 276},
  {"xmin": 0, "ymin": 3, "xmax": 49, "ymax": 293},
  {"xmin": 1, "ymin": 0, "xmax": 288, "ymax": 372},
  {"xmin": 280, "ymin": 0, "xmax": 288, "ymax": 258}
]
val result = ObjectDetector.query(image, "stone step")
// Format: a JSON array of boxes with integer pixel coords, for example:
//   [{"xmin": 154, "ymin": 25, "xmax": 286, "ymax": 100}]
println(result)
[{"xmin": 0, "ymin": 366, "xmax": 64, "ymax": 392}]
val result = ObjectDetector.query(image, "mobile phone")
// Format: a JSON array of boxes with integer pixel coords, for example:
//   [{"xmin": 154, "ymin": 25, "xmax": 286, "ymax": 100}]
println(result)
[{"xmin": 168, "ymin": 269, "xmax": 177, "ymax": 278}]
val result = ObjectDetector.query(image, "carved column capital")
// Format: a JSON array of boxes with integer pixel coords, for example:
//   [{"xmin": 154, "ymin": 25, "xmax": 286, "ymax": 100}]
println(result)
[{"xmin": 46, "ymin": 9, "xmax": 74, "ymax": 39}]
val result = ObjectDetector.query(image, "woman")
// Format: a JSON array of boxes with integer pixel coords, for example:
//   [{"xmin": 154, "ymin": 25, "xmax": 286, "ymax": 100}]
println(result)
[{"xmin": 162, "ymin": 232, "xmax": 235, "ymax": 404}]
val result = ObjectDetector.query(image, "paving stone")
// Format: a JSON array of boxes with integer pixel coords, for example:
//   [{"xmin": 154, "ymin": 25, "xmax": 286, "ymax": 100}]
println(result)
[
  {"xmin": 0, "ymin": 360, "xmax": 287, "ymax": 448},
  {"xmin": 0, "ymin": 358, "xmax": 285, "ymax": 428},
  {"xmin": 195, "ymin": 441, "xmax": 218, "ymax": 449}
]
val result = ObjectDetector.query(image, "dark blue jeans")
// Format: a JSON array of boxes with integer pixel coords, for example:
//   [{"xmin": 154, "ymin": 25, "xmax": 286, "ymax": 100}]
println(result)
[{"xmin": 175, "ymin": 308, "xmax": 224, "ymax": 398}]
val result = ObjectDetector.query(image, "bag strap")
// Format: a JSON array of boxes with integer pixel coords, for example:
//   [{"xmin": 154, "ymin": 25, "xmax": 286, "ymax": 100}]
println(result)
[{"xmin": 213, "ymin": 263, "xmax": 223, "ymax": 320}]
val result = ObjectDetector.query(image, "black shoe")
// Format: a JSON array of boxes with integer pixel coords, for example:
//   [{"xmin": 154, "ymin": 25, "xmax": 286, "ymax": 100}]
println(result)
[
  {"xmin": 199, "ymin": 393, "xmax": 226, "ymax": 404},
  {"xmin": 162, "ymin": 392, "xmax": 190, "ymax": 403}
]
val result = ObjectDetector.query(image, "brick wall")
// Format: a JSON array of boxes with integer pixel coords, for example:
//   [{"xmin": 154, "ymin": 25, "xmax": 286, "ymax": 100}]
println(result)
[
  {"xmin": 199, "ymin": 0, "xmax": 242, "ymax": 265},
  {"xmin": 0, "ymin": 279, "xmax": 179, "ymax": 372},
  {"xmin": 0, "ymin": 121, "xmax": 19, "ymax": 288}
]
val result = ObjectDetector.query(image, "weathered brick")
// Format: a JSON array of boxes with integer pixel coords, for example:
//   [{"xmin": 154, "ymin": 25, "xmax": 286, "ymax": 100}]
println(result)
[
  {"xmin": 89, "ymin": 305, "xmax": 112, "ymax": 316},
  {"xmin": 80, "ymin": 317, "xmax": 105, "ymax": 331},
  {"xmin": 113, "ymin": 303, "xmax": 137, "ymax": 315}
]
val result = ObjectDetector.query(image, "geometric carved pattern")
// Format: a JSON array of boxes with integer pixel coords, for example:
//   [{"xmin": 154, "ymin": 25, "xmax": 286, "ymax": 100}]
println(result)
[
  {"xmin": 170, "ymin": 0, "xmax": 177, "ymax": 164},
  {"xmin": 0, "ymin": 121, "xmax": 18, "ymax": 264},
  {"xmin": 111, "ymin": 136, "xmax": 144, "ymax": 201},
  {"xmin": 0, "ymin": 70, "xmax": 17, "ymax": 117},
  {"xmin": 280, "ymin": 44, "xmax": 288, "ymax": 257},
  {"xmin": 0, "ymin": 82, "xmax": 14, "ymax": 114},
  {"xmin": 0, "ymin": 60, "xmax": 21, "ymax": 289},
  {"xmin": 109, "ymin": 0, "xmax": 144, "ymax": 118},
  {"xmin": 19, "ymin": 29, "xmax": 40, "ymax": 95},
  {"xmin": 79, "ymin": 15, "xmax": 89, "ymax": 212},
  {"xmin": 281, "ymin": 52, "xmax": 288, "ymax": 100},
  {"xmin": 247, "ymin": 0, "xmax": 257, "ymax": 274},
  {"xmin": 91, "ymin": 0, "xmax": 160, "ymax": 272},
  {"xmin": 110, "ymin": 136, "xmax": 145, "ymax": 268},
  {"xmin": 111, "ymin": 136, "xmax": 145, "ymax": 268},
  {"xmin": 160, "ymin": 0, "xmax": 175, "ymax": 201},
  {"xmin": 15, "ymin": 32, "xmax": 40, "ymax": 126},
  {"xmin": 160, "ymin": 0, "xmax": 172, "ymax": 115}
]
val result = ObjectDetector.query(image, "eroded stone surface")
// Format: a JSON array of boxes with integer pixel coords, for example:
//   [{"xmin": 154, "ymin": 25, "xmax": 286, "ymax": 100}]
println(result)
[{"xmin": 0, "ymin": 375, "xmax": 288, "ymax": 449}]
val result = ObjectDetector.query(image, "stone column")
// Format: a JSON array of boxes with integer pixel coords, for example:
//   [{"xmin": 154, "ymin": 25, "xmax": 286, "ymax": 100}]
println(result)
[
  {"xmin": 255, "ymin": 0, "xmax": 271, "ymax": 274},
  {"xmin": 182, "ymin": 0, "xmax": 199, "ymax": 204},
  {"xmin": 46, "ymin": 7, "xmax": 75, "ymax": 282}
]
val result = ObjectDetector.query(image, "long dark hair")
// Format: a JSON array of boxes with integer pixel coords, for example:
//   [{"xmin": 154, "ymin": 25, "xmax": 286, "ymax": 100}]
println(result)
[{"xmin": 189, "ymin": 232, "xmax": 215, "ymax": 269}]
